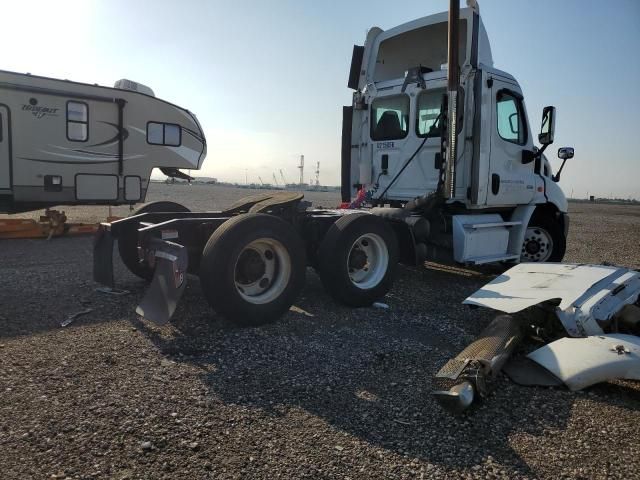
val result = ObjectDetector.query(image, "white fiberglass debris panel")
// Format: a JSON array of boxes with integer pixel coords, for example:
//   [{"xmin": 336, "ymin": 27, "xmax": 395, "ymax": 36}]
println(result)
[
  {"xmin": 463, "ymin": 263, "xmax": 623, "ymax": 313},
  {"xmin": 527, "ymin": 334, "xmax": 640, "ymax": 391}
]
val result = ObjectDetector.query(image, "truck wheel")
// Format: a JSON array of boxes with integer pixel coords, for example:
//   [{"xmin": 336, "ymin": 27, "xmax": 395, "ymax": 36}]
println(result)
[
  {"xmin": 118, "ymin": 201, "xmax": 190, "ymax": 280},
  {"xmin": 318, "ymin": 213, "xmax": 398, "ymax": 307},
  {"xmin": 199, "ymin": 213, "xmax": 306, "ymax": 326},
  {"xmin": 521, "ymin": 214, "xmax": 566, "ymax": 262}
]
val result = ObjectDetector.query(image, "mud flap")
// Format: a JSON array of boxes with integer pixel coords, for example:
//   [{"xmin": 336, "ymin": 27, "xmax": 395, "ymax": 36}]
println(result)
[
  {"xmin": 135, "ymin": 240, "xmax": 188, "ymax": 325},
  {"xmin": 93, "ymin": 224, "xmax": 115, "ymax": 288}
]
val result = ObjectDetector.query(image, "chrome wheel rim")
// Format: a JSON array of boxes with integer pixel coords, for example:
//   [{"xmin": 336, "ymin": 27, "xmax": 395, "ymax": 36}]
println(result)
[
  {"xmin": 347, "ymin": 233, "xmax": 389, "ymax": 289},
  {"xmin": 521, "ymin": 227, "xmax": 554, "ymax": 262},
  {"xmin": 234, "ymin": 238, "xmax": 291, "ymax": 304}
]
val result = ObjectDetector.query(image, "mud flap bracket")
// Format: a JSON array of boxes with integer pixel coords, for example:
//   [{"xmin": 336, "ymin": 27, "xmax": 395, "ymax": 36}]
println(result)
[
  {"xmin": 135, "ymin": 239, "xmax": 188, "ymax": 325},
  {"xmin": 93, "ymin": 224, "xmax": 115, "ymax": 288}
]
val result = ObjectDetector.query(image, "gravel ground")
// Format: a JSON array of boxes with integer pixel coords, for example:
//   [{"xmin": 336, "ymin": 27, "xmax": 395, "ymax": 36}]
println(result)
[{"xmin": 1, "ymin": 186, "xmax": 639, "ymax": 479}]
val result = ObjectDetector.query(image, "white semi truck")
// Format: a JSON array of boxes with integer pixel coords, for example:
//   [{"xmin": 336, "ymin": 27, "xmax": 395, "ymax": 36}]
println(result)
[
  {"xmin": 341, "ymin": 1, "xmax": 574, "ymax": 265},
  {"xmin": 93, "ymin": 3, "xmax": 576, "ymax": 326}
]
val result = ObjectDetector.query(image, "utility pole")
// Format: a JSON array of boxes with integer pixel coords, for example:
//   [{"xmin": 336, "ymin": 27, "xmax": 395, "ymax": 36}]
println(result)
[{"xmin": 315, "ymin": 161, "xmax": 320, "ymax": 186}]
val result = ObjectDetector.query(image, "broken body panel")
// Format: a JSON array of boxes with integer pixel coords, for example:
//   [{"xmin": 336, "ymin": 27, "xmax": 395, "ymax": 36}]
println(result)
[
  {"xmin": 434, "ymin": 263, "xmax": 640, "ymax": 412},
  {"xmin": 466, "ymin": 263, "xmax": 640, "ymax": 389},
  {"xmin": 436, "ymin": 263, "xmax": 640, "ymax": 413},
  {"xmin": 465, "ymin": 263, "xmax": 640, "ymax": 337}
]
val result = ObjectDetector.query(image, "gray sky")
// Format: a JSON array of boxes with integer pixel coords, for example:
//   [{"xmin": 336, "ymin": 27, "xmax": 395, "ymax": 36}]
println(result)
[{"xmin": 4, "ymin": 0, "xmax": 639, "ymax": 198}]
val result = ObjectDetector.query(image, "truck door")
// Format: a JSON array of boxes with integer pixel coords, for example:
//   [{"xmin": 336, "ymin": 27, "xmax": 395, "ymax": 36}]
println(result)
[
  {"xmin": 487, "ymin": 79, "xmax": 535, "ymax": 206},
  {"xmin": 0, "ymin": 106, "xmax": 10, "ymax": 191}
]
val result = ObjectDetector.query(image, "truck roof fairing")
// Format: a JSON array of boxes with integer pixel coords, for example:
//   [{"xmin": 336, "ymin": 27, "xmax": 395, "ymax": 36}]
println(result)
[{"xmin": 362, "ymin": 7, "xmax": 493, "ymax": 87}]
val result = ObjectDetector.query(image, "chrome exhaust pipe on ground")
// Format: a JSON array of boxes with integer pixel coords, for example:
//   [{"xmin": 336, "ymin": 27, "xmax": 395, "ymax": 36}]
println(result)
[{"xmin": 433, "ymin": 314, "xmax": 524, "ymax": 413}]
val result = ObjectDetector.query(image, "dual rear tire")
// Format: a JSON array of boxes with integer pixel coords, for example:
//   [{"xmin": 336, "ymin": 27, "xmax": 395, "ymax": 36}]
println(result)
[
  {"xmin": 317, "ymin": 213, "xmax": 398, "ymax": 307},
  {"xmin": 199, "ymin": 212, "xmax": 398, "ymax": 326},
  {"xmin": 199, "ymin": 213, "xmax": 306, "ymax": 326}
]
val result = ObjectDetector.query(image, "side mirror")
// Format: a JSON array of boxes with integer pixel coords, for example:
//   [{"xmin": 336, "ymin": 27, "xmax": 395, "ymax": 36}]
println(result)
[
  {"xmin": 552, "ymin": 147, "xmax": 574, "ymax": 182},
  {"xmin": 558, "ymin": 147, "xmax": 574, "ymax": 160},
  {"xmin": 538, "ymin": 106, "xmax": 556, "ymax": 145}
]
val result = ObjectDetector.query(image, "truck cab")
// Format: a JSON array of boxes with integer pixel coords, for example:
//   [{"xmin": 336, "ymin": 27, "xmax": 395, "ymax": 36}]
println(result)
[{"xmin": 342, "ymin": 5, "xmax": 573, "ymax": 264}]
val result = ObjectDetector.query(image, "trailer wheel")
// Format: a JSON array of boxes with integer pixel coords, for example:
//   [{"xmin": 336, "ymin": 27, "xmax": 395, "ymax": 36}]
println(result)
[
  {"xmin": 118, "ymin": 201, "xmax": 190, "ymax": 280},
  {"xmin": 199, "ymin": 213, "xmax": 306, "ymax": 326},
  {"xmin": 521, "ymin": 213, "xmax": 566, "ymax": 262},
  {"xmin": 318, "ymin": 213, "xmax": 398, "ymax": 307}
]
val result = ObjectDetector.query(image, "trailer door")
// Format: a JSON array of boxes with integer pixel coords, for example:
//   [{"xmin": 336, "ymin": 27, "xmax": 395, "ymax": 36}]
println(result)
[{"xmin": 0, "ymin": 106, "xmax": 10, "ymax": 190}]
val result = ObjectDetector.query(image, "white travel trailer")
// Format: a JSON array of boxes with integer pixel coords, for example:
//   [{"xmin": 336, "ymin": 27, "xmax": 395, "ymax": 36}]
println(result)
[{"xmin": 0, "ymin": 70, "xmax": 206, "ymax": 213}]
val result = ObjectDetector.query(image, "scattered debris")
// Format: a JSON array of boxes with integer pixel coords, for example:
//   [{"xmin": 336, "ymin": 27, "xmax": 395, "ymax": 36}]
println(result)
[
  {"xmin": 372, "ymin": 302, "xmax": 389, "ymax": 310},
  {"xmin": 95, "ymin": 287, "xmax": 130, "ymax": 296},
  {"xmin": 289, "ymin": 305, "xmax": 314, "ymax": 317},
  {"xmin": 60, "ymin": 308, "xmax": 93, "ymax": 328},
  {"xmin": 434, "ymin": 263, "xmax": 640, "ymax": 413},
  {"xmin": 393, "ymin": 419, "xmax": 411, "ymax": 425}
]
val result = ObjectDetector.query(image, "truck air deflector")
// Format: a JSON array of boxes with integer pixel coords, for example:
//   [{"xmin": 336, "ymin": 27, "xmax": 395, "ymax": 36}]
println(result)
[
  {"xmin": 348, "ymin": 46, "xmax": 365, "ymax": 90},
  {"xmin": 341, "ymin": 106, "xmax": 354, "ymax": 202}
]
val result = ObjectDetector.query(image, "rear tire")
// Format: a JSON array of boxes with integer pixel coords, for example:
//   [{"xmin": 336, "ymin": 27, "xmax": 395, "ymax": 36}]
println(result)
[
  {"xmin": 318, "ymin": 213, "xmax": 398, "ymax": 307},
  {"xmin": 199, "ymin": 213, "xmax": 306, "ymax": 326},
  {"xmin": 118, "ymin": 201, "xmax": 190, "ymax": 280},
  {"xmin": 521, "ymin": 213, "xmax": 566, "ymax": 262}
]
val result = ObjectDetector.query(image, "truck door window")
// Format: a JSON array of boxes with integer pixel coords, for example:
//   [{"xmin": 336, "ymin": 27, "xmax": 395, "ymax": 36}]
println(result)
[
  {"xmin": 66, "ymin": 101, "xmax": 88, "ymax": 142},
  {"xmin": 416, "ymin": 88, "xmax": 445, "ymax": 137},
  {"xmin": 496, "ymin": 91, "xmax": 526, "ymax": 145},
  {"xmin": 370, "ymin": 95, "xmax": 409, "ymax": 141}
]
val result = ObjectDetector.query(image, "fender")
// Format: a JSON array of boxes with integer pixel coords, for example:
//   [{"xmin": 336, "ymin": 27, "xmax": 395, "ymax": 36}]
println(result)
[
  {"xmin": 543, "ymin": 177, "xmax": 568, "ymax": 213},
  {"xmin": 527, "ymin": 334, "xmax": 640, "ymax": 391}
]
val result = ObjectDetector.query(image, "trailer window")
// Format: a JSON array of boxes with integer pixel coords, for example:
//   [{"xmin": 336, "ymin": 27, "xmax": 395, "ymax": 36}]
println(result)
[
  {"xmin": 67, "ymin": 101, "xmax": 88, "ymax": 142},
  {"xmin": 370, "ymin": 95, "xmax": 409, "ymax": 141},
  {"xmin": 496, "ymin": 91, "xmax": 526, "ymax": 145},
  {"xmin": 416, "ymin": 88, "xmax": 445, "ymax": 137},
  {"xmin": 147, "ymin": 122, "xmax": 181, "ymax": 146}
]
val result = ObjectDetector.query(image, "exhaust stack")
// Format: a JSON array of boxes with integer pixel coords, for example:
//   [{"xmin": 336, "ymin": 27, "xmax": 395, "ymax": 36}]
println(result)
[
  {"xmin": 433, "ymin": 314, "xmax": 524, "ymax": 413},
  {"xmin": 444, "ymin": 0, "xmax": 460, "ymax": 199}
]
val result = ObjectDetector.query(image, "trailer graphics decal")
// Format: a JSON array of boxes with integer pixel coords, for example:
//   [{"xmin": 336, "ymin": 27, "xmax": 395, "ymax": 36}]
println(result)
[
  {"xmin": 376, "ymin": 141, "xmax": 395, "ymax": 149},
  {"xmin": 22, "ymin": 98, "xmax": 59, "ymax": 119}
]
